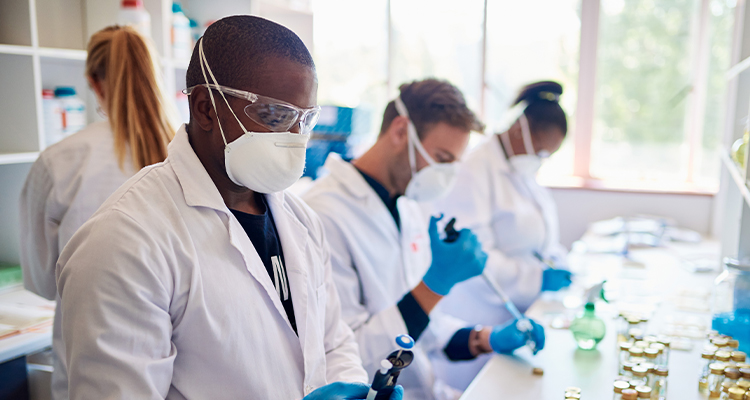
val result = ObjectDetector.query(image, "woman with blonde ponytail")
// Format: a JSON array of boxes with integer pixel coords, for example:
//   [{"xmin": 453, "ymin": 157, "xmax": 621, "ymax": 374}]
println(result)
[{"xmin": 19, "ymin": 25, "xmax": 176, "ymax": 400}]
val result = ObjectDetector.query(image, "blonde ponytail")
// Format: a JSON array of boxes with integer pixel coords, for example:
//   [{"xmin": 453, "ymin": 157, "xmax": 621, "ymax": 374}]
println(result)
[{"xmin": 85, "ymin": 26, "xmax": 177, "ymax": 171}]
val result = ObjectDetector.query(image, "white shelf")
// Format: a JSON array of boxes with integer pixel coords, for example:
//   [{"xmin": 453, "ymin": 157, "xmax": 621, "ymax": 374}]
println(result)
[
  {"xmin": 720, "ymin": 148, "xmax": 750, "ymax": 207},
  {"xmin": 38, "ymin": 47, "xmax": 87, "ymax": 61},
  {"xmin": 0, "ymin": 44, "xmax": 34, "ymax": 56},
  {"xmin": 0, "ymin": 152, "xmax": 39, "ymax": 165}
]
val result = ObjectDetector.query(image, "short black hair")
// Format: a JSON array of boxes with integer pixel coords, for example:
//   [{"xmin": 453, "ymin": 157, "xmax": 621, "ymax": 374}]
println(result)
[
  {"xmin": 185, "ymin": 15, "xmax": 314, "ymax": 89},
  {"xmin": 380, "ymin": 78, "xmax": 485, "ymax": 138},
  {"xmin": 514, "ymin": 81, "xmax": 567, "ymax": 137}
]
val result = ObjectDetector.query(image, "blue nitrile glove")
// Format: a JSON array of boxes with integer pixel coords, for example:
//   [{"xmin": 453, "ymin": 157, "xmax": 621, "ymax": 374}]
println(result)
[
  {"xmin": 489, "ymin": 318, "xmax": 546, "ymax": 354},
  {"xmin": 541, "ymin": 268, "xmax": 573, "ymax": 292},
  {"xmin": 422, "ymin": 215, "xmax": 487, "ymax": 296},
  {"xmin": 302, "ymin": 382, "xmax": 404, "ymax": 400}
]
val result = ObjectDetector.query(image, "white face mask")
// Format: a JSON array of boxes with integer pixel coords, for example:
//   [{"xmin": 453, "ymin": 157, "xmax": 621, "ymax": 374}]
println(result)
[
  {"xmin": 394, "ymin": 96, "xmax": 458, "ymax": 202},
  {"xmin": 198, "ymin": 39, "xmax": 309, "ymax": 193},
  {"xmin": 501, "ymin": 113, "xmax": 548, "ymax": 178}
]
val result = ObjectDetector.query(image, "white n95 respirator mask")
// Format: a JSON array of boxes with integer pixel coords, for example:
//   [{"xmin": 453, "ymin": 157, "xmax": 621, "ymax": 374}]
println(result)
[
  {"xmin": 501, "ymin": 113, "xmax": 547, "ymax": 179},
  {"xmin": 197, "ymin": 38, "xmax": 310, "ymax": 193},
  {"xmin": 394, "ymin": 96, "xmax": 458, "ymax": 202}
]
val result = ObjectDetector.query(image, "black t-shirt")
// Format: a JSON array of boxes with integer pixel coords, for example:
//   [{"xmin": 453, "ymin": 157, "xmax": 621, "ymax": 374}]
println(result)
[{"xmin": 230, "ymin": 197, "xmax": 297, "ymax": 335}]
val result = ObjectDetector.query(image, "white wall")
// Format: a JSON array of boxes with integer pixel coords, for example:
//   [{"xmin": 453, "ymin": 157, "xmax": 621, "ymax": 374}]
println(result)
[
  {"xmin": 549, "ymin": 187, "xmax": 715, "ymax": 248},
  {"xmin": 0, "ymin": 163, "xmax": 32, "ymax": 264}
]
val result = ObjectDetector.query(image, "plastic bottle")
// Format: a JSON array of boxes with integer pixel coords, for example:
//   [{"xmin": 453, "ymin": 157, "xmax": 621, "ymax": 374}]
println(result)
[
  {"xmin": 117, "ymin": 0, "xmax": 151, "ymax": 38},
  {"xmin": 42, "ymin": 89, "xmax": 63, "ymax": 146},
  {"xmin": 54, "ymin": 87, "xmax": 86, "ymax": 137},
  {"xmin": 571, "ymin": 302, "xmax": 606, "ymax": 350},
  {"xmin": 171, "ymin": 2, "xmax": 192, "ymax": 60}
]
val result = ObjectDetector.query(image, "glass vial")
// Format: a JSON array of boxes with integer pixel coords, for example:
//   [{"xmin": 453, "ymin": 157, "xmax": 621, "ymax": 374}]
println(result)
[
  {"xmin": 635, "ymin": 385, "xmax": 652, "ymax": 399},
  {"xmin": 621, "ymin": 388, "xmax": 638, "ymax": 400},
  {"xmin": 619, "ymin": 342, "xmax": 633, "ymax": 374},
  {"xmin": 631, "ymin": 366, "xmax": 649, "ymax": 387},
  {"xmin": 710, "ymin": 363, "xmax": 728, "ymax": 398},
  {"xmin": 614, "ymin": 380, "xmax": 630, "ymax": 400},
  {"xmin": 702, "ymin": 351, "xmax": 718, "ymax": 392},
  {"xmin": 652, "ymin": 367, "xmax": 668, "ymax": 400}
]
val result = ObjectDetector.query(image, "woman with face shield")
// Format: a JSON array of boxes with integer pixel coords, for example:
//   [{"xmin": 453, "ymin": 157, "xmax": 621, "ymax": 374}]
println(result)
[
  {"xmin": 427, "ymin": 81, "xmax": 572, "ymax": 391},
  {"xmin": 19, "ymin": 25, "xmax": 177, "ymax": 400}
]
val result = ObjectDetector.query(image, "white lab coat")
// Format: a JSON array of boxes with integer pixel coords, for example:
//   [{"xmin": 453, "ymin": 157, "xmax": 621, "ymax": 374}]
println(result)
[
  {"xmin": 55, "ymin": 125, "xmax": 367, "ymax": 399},
  {"xmin": 303, "ymin": 154, "xmax": 466, "ymax": 400},
  {"xmin": 19, "ymin": 121, "xmax": 133, "ymax": 400},
  {"xmin": 427, "ymin": 135, "xmax": 568, "ymax": 390}
]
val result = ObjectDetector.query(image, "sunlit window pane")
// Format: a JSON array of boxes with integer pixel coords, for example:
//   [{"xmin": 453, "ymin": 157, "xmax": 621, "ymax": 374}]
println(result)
[
  {"xmin": 591, "ymin": 0, "xmax": 697, "ymax": 182},
  {"xmin": 484, "ymin": 0, "xmax": 581, "ymax": 178},
  {"xmin": 312, "ymin": 0, "xmax": 388, "ymax": 139},
  {"xmin": 390, "ymin": 0, "xmax": 485, "ymax": 113},
  {"xmin": 695, "ymin": 0, "xmax": 735, "ymax": 189}
]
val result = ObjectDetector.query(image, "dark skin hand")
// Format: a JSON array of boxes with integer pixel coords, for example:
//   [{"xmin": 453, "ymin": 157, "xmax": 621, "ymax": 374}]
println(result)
[{"xmin": 186, "ymin": 56, "xmax": 318, "ymax": 215}]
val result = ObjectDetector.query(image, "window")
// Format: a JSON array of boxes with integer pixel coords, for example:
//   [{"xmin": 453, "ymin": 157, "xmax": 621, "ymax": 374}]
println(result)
[{"xmin": 312, "ymin": 0, "xmax": 733, "ymax": 192}]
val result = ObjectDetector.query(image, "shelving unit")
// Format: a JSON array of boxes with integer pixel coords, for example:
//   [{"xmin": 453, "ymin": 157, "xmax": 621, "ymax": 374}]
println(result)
[
  {"xmin": 718, "ymin": 0, "xmax": 750, "ymax": 262},
  {"xmin": 0, "ymin": 0, "xmax": 313, "ymax": 264}
]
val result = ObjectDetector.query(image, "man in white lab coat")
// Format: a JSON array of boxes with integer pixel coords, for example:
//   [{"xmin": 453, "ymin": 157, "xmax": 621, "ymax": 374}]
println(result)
[
  {"xmin": 56, "ymin": 16, "xmax": 401, "ymax": 400},
  {"xmin": 303, "ymin": 79, "xmax": 546, "ymax": 400}
]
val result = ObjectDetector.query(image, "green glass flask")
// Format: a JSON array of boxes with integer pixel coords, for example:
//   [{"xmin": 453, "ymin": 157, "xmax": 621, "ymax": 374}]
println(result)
[{"xmin": 571, "ymin": 302, "xmax": 606, "ymax": 350}]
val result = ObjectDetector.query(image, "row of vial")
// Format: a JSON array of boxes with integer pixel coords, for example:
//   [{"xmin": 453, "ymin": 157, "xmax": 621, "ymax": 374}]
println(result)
[
  {"xmin": 615, "ymin": 334, "xmax": 672, "ymax": 399},
  {"xmin": 699, "ymin": 333, "xmax": 749, "ymax": 399}
]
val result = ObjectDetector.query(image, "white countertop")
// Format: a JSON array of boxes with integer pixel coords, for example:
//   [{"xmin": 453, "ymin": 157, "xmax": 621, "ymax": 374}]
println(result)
[
  {"xmin": 0, "ymin": 287, "xmax": 54, "ymax": 364},
  {"xmin": 461, "ymin": 240, "xmax": 721, "ymax": 400}
]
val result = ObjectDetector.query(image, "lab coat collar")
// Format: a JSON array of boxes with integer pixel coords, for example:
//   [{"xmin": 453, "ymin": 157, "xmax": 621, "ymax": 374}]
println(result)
[
  {"xmin": 322, "ymin": 153, "xmax": 378, "ymax": 200},
  {"xmin": 170, "ymin": 124, "xmax": 307, "ymax": 336},
  {"xmin": 169, "ymin": 125, "xmax": 232, "ymax": 213}
]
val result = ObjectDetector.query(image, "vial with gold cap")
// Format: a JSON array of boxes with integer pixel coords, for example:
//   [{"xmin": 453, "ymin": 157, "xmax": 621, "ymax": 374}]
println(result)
[
  {"xmin": 718, "ymin": 351, "xmax": 734, "ymax": 364},
  {"xmin": 719, "ymin": 381, "xmax": 734, "ymax": 400},
  {"xmin": 621, "ymin": 388, "xmax": 638, "ymax": 400},
  {"xmin": 728, "ymin": 386, "xmax": 746, "ymax": 400},
  {"xmin": 619, "ymin": 342, "xmax": 633, "ymax": 374},
  {"xmin": 613, "ymin": 380, "xmax": 630, "ymax": 400},
  {"xmin": 656, "ymin": 336, "xmax": 671, "ymax": 366},
  {"xmin": 726, "ymin": 368, "xmax": 742, "ymax": 390},
  {"xmin": 635, "ymin": 385, "xmax": 651, "ymax": 399},
  {"xmin": 650, "ymin": 342, "xmax": 666, "ymax": 367},
  {"xmin": 652, "ymin": 367, "xmax": 668, "ymax": 400},
  {"xmin": 740, "ymin": 368, "xmax": 750, "ymax": 385},
  {"xmin": 631, "ymin": 366, "xmax": 649, "ymax": 387},
  {"xmin": 733, "ymin": 352, "xmax": 748, "ymax": 367},
  {"xmin": 710, "ymin": 363, "xmax": 728, "ymax": 398},
  {"xmin": 702, "ymin": 351, "xmax": 718, "ymax": 392}
]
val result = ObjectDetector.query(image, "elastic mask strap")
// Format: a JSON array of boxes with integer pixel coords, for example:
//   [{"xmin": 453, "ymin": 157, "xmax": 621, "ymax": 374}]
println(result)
[
  {"xmin": 394, "ymin": 96, "xmax": 437, "ymax": 176},
  {"xmin": 499, "ymin": 130, "xmax": 515, "ymax": 158},
  {"xmin": 519, "ymin": 113, "xmax": 535, "ymax": 156},
  {"xmin": 198, "ymin": 39, "xmax": 249, "ymax": 146}
]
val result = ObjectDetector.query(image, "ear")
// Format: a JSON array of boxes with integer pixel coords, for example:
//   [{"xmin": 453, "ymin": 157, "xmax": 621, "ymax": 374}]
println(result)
[
  {"xmin": 189, "ymin": 86, "xmax": 216, "ymax": 132},
  {"xmin": 386, "ymin": 116, "xmax": 409, "ymax": 147}
]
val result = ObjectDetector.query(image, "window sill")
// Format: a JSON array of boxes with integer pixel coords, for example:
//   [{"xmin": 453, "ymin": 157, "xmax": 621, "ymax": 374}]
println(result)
[{"xmin": 536, "ymin": 175, "xmax": 718, "ymax": 196}]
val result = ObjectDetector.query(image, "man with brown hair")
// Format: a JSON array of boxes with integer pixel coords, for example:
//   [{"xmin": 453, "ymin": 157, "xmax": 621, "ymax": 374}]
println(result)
[{"xmin": 303, "ymin": 79, "xmax": 546, "ymax": 400}]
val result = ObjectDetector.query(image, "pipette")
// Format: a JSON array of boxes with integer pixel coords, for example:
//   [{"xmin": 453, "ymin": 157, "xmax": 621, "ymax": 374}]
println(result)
[
  {"xmin": 533, "ymin": 250, "xmax": 555, "ymax": 269},
  {"xmin": 444, "ymin": 217, "xmax": 539, "ymax": 355},
  {"xmin": 366, "ymin": 334, "xmax": 414, "ymax": 400}
]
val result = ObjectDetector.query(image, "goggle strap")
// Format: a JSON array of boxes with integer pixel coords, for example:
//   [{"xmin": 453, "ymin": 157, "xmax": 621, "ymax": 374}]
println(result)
[
  {"xmin": 198, "ymin": 39, "xmax": 227, "ymax": 146},
  {"xmin": 199, "ymin": 39, "xmax": 249, "ymax": 141}
]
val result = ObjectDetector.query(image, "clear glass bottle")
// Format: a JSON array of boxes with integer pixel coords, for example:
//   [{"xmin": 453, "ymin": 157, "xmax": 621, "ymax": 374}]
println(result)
[
  {"xmin": 657, "ymin": 336, "xmax": 671, "ymax": 366},
  {"xmin": 718, "ymin": 351, "xmax": 734, "ymax": 365},
  {"xmin": 614, "ymin": 380, "xmax": 630, "ymax": 400},
  {"xmin": 621, "ymin": 388, "xmax": 638, "ymax": 400},
  {"xmin": 710, "ymin": 363, "xmax": 728, "ymax": 398},
  {"xmin": 712, "ymin": 258, "xmax": 750, "ymax": 353},
  {"xmin": 652, "ymin": 367, "xmax": 668, "ymax": 400},
  {"xmin": 721, "ymin": 381, "xmax": 734, "ymax": 400},
  {"xmin": 629, "ymin": 347, "xmax": 645, "ymax": 362},
  {"xmin": 650, "ymin": 343, "xmax": 666, "ymax": 367},
  {"xmin": 635, "ymin": 385, "xmax": 652, "ymax": 399},
  {"xmin": 729, "ymin": 340, "xmax": 741, "ymax": 352},
  {"xmin": 631, "ymin": 366, "xmax": 649, "ymax": 387},
  {"xmin": 701, "ymin": 351, "xmax": 717, "ymax": 392},
  {"xmin": 619, "ymin": 343, "xmax": 633, "ymax": 374},
  {"xmin": 740, "ymin": 368, "xmax": 750, "ymax": 385}
]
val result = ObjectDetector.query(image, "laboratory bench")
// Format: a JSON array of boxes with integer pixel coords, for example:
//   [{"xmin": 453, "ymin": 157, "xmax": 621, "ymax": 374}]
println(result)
[
  {"xmin": 461, "ymin": 240, "xmax": 722, "ymax": 400},
  {"xmin": 0, "ymin": 287, "xmax": 54, "ymax": 400}
]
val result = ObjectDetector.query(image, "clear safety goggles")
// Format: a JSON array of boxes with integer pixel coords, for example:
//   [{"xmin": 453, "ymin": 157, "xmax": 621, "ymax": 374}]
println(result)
[{"xmin": 183, "ymin": 84, "xmax": 321, "ymax": 134}]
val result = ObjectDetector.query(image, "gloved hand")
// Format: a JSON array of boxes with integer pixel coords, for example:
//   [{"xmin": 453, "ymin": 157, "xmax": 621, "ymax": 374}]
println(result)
[
  {"xmin": 541, "ymin": 268, "xmax": 572, "ymax": 292},
  {"xmin": 489, "ymin": 318, "xmax": 546, "ymax": 354},
  {"xmin": 422, "ymin": 215, "xmax": 487, "ymax": 296},
  {"xmin": 302, "ymin": 382, "xmax": 404, "ymax": 400}
]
